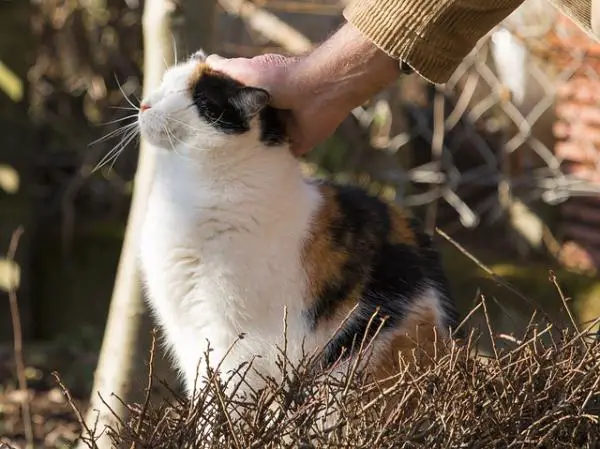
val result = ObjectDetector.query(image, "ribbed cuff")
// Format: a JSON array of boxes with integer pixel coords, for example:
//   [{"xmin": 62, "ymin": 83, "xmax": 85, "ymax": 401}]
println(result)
[
  {"xmin": 343, "ymin": 0, "xmax": 527, "ymax": 85},
  {"xmin": 548, "ymin": 0, "xmax": 595, "ymax": 39}
]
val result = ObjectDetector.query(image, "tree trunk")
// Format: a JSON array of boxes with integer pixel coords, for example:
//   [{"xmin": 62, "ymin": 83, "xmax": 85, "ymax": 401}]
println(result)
[{"xmin": 79, "ymin": 1, "xmax": 216, "ymax": 447}]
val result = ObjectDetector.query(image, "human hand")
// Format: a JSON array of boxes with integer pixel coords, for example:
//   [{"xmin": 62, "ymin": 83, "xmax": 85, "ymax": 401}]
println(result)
[
  {"xmin": 206, "ymin": 23, "xmax": 401, "ymax": 156},
  {"xmin": 206, "ymin": 53, "xmax": 350, "ymax": 156}
]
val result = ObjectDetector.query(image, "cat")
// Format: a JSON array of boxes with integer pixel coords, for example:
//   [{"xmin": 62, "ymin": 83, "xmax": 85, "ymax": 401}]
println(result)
[{"xmin": 137, "ymin": 50, "xmax": 460, "ymax": 399}]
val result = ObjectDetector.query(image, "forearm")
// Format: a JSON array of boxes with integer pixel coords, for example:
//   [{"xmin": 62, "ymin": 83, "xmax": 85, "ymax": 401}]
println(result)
[
  {"xmin": 344, "ymin": 0, "xmax": 527, "ymax": 84},
  {"xmin": 293, "ymin": 23, "xmax": 401, "ymax": 112}
]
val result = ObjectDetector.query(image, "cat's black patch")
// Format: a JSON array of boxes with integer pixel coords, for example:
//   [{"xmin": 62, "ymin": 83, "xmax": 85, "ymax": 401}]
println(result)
[
  {"xmin": 305, "ymin": 184, "xmax": 388, "ymax": 325},
  {"xmin": 259, "ymin": 106, "xmax": 286, "ymax": 146},
  {"xmin": 319, "ymin": 243, "xmax": 429, "ymax": 367},
  {"xmin": 410, "ymin": 220, "xmax": 462, "ymax": 339},
  {"xmin": 305, "ymin": 182, "xmax": 457, "ymax": 368},
  {"xmin": 191, "ymin": 71, "xmax": 250, "ymax": 135},
  {"xmin": 190, "ymin": 68, "xmax": 286, "ymax": 145}
]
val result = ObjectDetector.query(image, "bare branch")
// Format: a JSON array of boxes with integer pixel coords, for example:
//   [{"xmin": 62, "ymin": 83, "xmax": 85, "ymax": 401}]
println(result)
[
  {"xmin": 6, "ymin": 227, "xmax": 33, "ymax": 449},
  {"xmin": 218, "ymin": 0, "xmax": 312, "ymax": 54}
]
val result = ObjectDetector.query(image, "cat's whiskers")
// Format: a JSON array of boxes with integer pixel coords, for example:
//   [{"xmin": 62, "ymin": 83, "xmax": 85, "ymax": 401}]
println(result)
[
  {"xmin": 169, "ymin": 104, "xmax": 234, "ymax": 129},
  {"xmin": 107, "ymin": 132, "xmax": 138, "ymax": 173},
  {"xmin": 100, "ymin": 114, "xmax": 139, "ymax": 126},
  {"xmin": 109, "ymin": 106, "xmax": 139, "ymax": 112},
  {"xmin": 114, "ymin": 74, "xmax": 140, "ymax": 112},
  {"xmin": 162, "ymin": 129, "xmax": 201, "ymax": 152},
  {"xmin": 165, "ymin": 131, "xmax": 267, "ymax": 179},
  {"xmin": 92, "ymin": 131, "xmax": 136, "ymax": 173},
  {"xmin": 103, "ymin": 129, "xmax": 139, "ymax": 172},
  {"xmin": 88, "ymin": 121, "xmax": 138, "ymax": 147},
  {"xmin": 164, "ymin": 130, "xmax": 258, "ymax": 169},
  {"xmin": 92, "ymin": 126, "xmax": 139, "ymax": 173},
  {"xmin": 165, "ymin": 116, "xmax": 201, "ymax": 135},
  {"xmin": 171, "ymin": 33, "xmax": 178, "ymax": 65},
  {"xmin": 166, "ymin": 111, "xmax": 230, "ymax": 132},
  {"xmin": 207, "ymin": 112, "xmax": 234, "ymax": 129},
  {"xmin": 162, "ymin": 124, "xmax": 195, "ymax": 163}
]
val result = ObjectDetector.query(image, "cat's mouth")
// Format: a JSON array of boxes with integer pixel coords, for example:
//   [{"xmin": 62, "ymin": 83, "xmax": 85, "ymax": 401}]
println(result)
[{"xmin": 138, "ymin": 108, "xmax": 175, "ymax": 150}]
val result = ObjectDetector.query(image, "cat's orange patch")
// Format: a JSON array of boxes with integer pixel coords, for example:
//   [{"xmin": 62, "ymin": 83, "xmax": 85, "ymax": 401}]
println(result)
[
  {"xmin": 302, "ymin": 185, "xmax": 349, "ymax": 306},
  {"xmin": 373, "ymin": 303, "xmax": 443, "ymax": 383},
  {"xmin": 387, "ymin": 206, "xmax": 418, "ymax": 247},
  {"xmin": 187, "ymin": 63, "xmax": 215, "ymax": 94},
  {"xmin": 302, "ymin": 185, "xmax": 419, "ymax": 320},
  {"xmin": 360, "ymin": 303, "xmax": 446, "ymax": 420}
]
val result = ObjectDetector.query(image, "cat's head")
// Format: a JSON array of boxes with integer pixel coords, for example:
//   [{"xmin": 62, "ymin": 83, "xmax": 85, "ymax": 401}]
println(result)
[{"xmin": 138, "ymin": 50, "xmax": 286, "ymax": 154}]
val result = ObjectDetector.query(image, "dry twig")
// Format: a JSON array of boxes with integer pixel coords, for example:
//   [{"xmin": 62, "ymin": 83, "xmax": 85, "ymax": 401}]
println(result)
[
  {"xmin": 218, "ymin": 0, "xmax": 312, "ymax": 53},
  {"xmin": 59, "ymin": 304, "xmax": 600, "ymax": 449},
  {"xmin": 435, "ymin": 226, "xmax": 556, "ymax": 324},
  {"xmin": 130, "ymin": 328, "xmax": 158, "ymax": 449},
  {"xmin": 5, "ymin": 227, "xmax": 33, "ymax": 449},
  {"xmin": 52, "ymin": 371, "xmax": 99, "ymax": 449}
]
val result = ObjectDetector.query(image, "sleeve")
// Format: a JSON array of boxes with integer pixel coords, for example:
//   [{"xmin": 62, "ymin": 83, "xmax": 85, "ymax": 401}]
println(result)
[{"xmin": 343, "ymin": 0, "xmax": 594, "ymax": 84}]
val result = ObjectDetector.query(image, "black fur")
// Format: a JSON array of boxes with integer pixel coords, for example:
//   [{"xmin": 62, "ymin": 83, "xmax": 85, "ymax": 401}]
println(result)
[
  {"xmin": 191, "ymin": 72, "xmax": 286, "ymax": 146},
  {"xmin": 191, "ymin": 73, "xmax": 251, "ymax": 134},
  {"xmin": 306, "ymin": 183, "xmax": 458, "ymax": 367},
  {"xmin": 409, "ymin": 219, "xmax": 461, "ymax": 338},
  {"xmin": 306, "ymin": 185, "xmax": 390, "ymax": 326},
  {"xmin": 259, "ymin": 107, "xmax": 287, "ymax": 146}
]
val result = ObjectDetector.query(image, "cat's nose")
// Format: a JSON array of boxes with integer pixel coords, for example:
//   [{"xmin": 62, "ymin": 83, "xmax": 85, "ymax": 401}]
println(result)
[{"xmin": 140, "ymin": 102, "xmax": 151, "ymax": 112}]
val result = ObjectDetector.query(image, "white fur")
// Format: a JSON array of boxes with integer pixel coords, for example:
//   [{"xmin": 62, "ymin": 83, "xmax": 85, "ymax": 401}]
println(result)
[{"xmin": 138, "ymin": 58, "xmax": 325, "ymax": 395}]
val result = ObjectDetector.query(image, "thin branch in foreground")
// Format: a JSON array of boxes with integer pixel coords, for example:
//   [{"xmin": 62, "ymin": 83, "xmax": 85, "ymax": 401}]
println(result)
[
  {"xmin": 435, "ymin": 226, "xmax": 555, "ymax": 324},
  {"xmin": 549, "ymin": 270, "xmax": 585, "ymax": 347},
  {"xmin": 55, "ymin": 313, "xmax": 600, "ymax": 448},
  {"xmin": 130, "ymin": 328, "xmax": 158, "ymax": 449},
  {"xmin": 52, "ymin": 371, "xmax": 99, "ymax": 449},
  {"xmin": 5, "ymin": 227, "xmax": 33, "ymax": 449}
]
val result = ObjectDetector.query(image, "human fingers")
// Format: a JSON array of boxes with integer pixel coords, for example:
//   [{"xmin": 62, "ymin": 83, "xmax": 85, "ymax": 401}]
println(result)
[{"xmin": 206, "ymin": 54, "xmax": 290, "ymax": 87}]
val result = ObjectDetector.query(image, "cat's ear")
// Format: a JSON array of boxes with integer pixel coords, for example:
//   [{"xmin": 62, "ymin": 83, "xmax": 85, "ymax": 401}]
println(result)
[
  {"xmin": 232, "ymin": 87, "xmax": 271, "ymax": 118},
  {"xmin": 191, "ymin": 49, "xmax": 207, "ymax": 61}
]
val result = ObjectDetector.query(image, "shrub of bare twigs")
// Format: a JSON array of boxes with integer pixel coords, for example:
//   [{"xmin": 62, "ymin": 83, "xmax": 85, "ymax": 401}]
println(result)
[{"xmin": 55, "ymin": 298, "xmax": 600, "ymax": 449}]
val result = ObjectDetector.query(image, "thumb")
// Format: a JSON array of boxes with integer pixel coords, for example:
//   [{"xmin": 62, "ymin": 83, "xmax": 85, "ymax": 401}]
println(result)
[
  {"xmin": 206, "ymin": 54, "xmax": 297, "ymax": 108},
  {"xmin": 205, "ymin": 56, "xmax": 256, "ymax": 84},
  {"xmin": 206, "ymin": 54, "xmax": 279, "ymax": 88}
]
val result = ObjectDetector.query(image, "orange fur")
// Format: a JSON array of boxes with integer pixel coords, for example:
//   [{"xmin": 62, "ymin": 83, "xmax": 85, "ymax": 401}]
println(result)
[
  {"xmin": 302, "ymin": 182, "xmax": 444, "ymax": 379},
  {"xmin": 187, "ymin": 63, "xmax": 215, "ymax": 94},
  {"xmin": 302, "ymin": 185, "xmax": 350, "ymax": 307},
  {"xmin": 387, "ymin": 206, "xmax": 418, "ymax": 247},
  {"xmin": 373, "ymin": 304, "xmax": 441, "ymax": 383}
]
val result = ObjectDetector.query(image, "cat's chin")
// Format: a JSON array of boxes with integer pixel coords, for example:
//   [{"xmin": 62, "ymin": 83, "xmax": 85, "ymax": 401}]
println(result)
[
  {"xmin": 138, "ymin": 123, "xmax": 173, "ymax": 150},
  {"xmin": 139, "ymin": 132, "xmax": 174, "ymax": 151}
]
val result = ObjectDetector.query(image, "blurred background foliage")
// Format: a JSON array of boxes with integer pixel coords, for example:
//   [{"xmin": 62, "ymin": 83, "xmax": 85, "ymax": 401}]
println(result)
[{"xmin": 0, "ymin": 0, "xmax": 599, "ymax": 418}]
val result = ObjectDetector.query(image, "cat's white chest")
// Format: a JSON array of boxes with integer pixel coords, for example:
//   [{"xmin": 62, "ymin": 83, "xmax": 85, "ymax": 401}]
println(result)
[{"xmin": 138, "ymin": 153, "xmax": 319, "ymax": 393}]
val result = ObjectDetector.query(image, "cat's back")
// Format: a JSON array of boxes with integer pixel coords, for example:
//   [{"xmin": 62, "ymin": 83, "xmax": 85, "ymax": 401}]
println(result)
[{"xmin": 302, "ymin": 180, "xmax": 459, "ymax": 371}]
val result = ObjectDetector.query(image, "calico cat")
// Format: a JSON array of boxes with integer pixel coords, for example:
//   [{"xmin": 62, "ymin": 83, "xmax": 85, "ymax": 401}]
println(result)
[{"xmin": 137, "ymin": 50, "xmax": 460, "ymax": 397}]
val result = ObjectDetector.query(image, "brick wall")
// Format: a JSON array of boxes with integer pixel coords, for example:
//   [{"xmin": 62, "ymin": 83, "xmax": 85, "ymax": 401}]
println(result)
[{"xmin": 552, "ymin": 16, "xmax": 600, "ymax": 273}]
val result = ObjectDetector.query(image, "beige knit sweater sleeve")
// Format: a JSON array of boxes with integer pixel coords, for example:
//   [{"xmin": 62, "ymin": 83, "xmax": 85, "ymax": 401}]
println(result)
[{"xmin": 343, "ymin": 0, "xmax": 593, "ymax": 84}]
